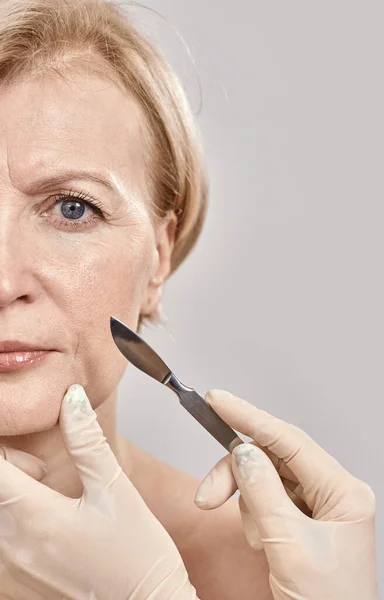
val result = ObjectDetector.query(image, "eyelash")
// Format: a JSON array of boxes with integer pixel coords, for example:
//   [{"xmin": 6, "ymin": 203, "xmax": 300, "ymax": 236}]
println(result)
[{"xmin": 46, "ymin": 189, "xmax": 105, "ymax": 231}]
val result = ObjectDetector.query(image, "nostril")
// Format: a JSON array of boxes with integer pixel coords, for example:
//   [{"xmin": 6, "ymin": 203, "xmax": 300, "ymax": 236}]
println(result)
[{"xmin": 19, "ymin": 294, "xmax": 33, "ymax": 303}]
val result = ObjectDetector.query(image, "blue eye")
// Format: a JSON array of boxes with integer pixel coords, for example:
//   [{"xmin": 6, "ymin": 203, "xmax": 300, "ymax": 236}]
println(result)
[
  {"xmin": 45, "ymin": 190, "xmax": 105, "ymax": 231},
  {"xmin": 60, "ymin": 199, "xmax": 86, "ymax": 220}
]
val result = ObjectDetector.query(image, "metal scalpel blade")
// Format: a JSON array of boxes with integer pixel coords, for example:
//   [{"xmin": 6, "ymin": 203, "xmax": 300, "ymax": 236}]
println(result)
[{"xmin": 110, "ymin": 316, "xmax": 243, "ymax": 452}]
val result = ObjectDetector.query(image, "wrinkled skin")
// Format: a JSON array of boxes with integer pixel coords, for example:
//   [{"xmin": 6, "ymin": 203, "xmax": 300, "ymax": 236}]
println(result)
[
  {"xmin": 0, "ymin": 71, "xmax": 175, "ymax": 439},
  {"xmin": 0, "ymin": 70, "xmax": 274, "ymax": 600}
]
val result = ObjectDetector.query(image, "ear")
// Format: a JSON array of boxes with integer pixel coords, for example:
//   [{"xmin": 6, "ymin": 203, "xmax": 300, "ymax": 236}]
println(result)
[{"xmin": 140, "ymin": 211, "xmax": 177, "ymax": 318}]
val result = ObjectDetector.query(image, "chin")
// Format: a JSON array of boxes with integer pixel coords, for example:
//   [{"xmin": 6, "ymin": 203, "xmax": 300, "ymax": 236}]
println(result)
[
  {"xmin": 0, "ymin": 352, "xmax": 74, "ymax": 436},
  {"xmin": 0, "ymin": 410, "xmax": 60, "ymax": 436},
  {"xmin": 0, "ymin": 381, "xmax": 63, "ymax": 436},
  {"xmin": 0, "ymin": 349, "xmax": 125, "ymax": 436}
]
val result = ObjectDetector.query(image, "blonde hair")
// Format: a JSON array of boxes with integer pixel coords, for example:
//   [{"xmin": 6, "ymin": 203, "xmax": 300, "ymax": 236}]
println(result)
[{"xmin": 0, "ymin": 0, "xmax": 208, "ymax": 330}]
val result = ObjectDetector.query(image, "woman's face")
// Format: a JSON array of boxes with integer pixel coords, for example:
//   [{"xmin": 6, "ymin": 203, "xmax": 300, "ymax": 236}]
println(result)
[{"xmin": 0, "ymin": 72, "xmax": 173, "ymax": 435}]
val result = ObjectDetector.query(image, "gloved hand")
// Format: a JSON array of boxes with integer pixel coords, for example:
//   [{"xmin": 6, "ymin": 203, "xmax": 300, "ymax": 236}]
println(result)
[
  {"xmin": 194, "ymin": 390, "xmax": 378, "ymax": 600},
  {"xmin": 0, "ymin": 384, "xmax": 198, "ymax": 600}
]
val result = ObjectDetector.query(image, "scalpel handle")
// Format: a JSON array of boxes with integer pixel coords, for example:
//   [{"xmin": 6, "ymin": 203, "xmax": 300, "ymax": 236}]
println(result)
[{"xmin": 164, "ymin": 372, "xmax": 244, "ymax": 452}]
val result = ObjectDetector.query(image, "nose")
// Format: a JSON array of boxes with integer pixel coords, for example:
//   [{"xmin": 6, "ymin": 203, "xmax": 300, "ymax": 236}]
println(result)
[{"xmin": 0, "ymin": 220, "xmax": 42, "ymax": 309}]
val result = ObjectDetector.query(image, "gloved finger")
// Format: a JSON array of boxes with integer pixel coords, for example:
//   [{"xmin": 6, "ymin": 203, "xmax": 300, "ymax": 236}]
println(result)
[
  {"xmin": 0, "ymin": 446, "xmax": 47, "ymax": 481},
  {"xmin": 232, "ymin": 443, "xmax": 303, "ymax": 542},
  {"xmin": 59, "ymin": 384, "xmax": 123, "ymax": 497},
  {"xmin": 0, "ymin": 452, "xmax": 44, "ymax": 510},
  {"xmin": 206, "ymin": 390, "xmax": 349, "ymax": 512},
  {"xmin": 238, "ymin": 494, "xmax": 264, "ymax": 551},
  {"xmin": 254, "ymin": 443, "xmax": 298, "ymax": 483},
  {"xmin": 234, "ymin": 440, "xmax": 299, "ymax": 484},
  {"xmin": 194, "ymin": 454, "xmax": 237, "ymax": 509},
  {"xmin": 194, "ymin": 445, "xmax": 308, "ymax": 513},
  {"xmin": 282, "ymin": 480, "xmax": 312, "ymax": 516}
]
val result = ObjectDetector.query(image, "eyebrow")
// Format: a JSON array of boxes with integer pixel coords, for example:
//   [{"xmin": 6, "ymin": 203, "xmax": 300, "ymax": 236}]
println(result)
[{"xmin": 28, "ymin": 170, "xmax": 118, "ymax": 195}]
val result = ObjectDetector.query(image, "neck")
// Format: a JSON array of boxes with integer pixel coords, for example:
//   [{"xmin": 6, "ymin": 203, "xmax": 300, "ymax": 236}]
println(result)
[{"xmin": 0, "ymin": 389, "xmax": 132, "ymax": 498}]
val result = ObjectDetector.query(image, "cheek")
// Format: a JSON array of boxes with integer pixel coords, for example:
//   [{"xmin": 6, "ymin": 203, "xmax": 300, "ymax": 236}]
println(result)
[
  {"xmin": 48, "ymin": 232, "xmax": 153, "ymax": 408},
  {"xmin": 48, "ymin": 229, "xmax": 152, "ymax": 329},
  {"xmin": 76, "ymin": 233, "xmax": 152, "ymax": 326},
  {"xmin": 0, "ymin": 229, "xmax": 154, "ymax": 436}
]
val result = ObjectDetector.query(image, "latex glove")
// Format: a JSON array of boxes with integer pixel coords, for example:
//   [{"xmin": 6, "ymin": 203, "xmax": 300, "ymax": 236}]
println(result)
[
  {"xmin": 0, "ymin": 447, "xmax": 47, "ymax": 484},
  {"xmin": 194, "ymin": 390, "xmax": 377, "ymax": 600},
  {"xmin": 0, "ymin": 384, "xmax": 198, "ymax": 600}
]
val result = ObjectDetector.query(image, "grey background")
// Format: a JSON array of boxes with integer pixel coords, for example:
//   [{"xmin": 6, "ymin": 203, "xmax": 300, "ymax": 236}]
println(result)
[{"xmin": 115, "ymin": 1, "xmax": 383, "ymax": 594}]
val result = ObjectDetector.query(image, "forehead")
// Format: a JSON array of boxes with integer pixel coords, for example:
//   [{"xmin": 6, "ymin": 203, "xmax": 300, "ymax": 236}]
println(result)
[{"xmin": 0, "ymin": 73, "xmax": 146, "ymax": 189}]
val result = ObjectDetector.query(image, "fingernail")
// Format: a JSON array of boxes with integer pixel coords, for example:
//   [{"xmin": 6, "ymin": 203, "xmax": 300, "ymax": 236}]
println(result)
[
  {"xmin": 194, "ymin": 473, "xmax": 214, "ymax": 506},
  {"xmin": 233, "ymin": 443, "xmax": 262, "ymax": 479},
  {"xmin": 206, "ymin": 389, "xmax": 233, "ymax": 404},
  {"xmin": 194, "ymin": 490, "xmax": 208, "ymax": 506},
  {"xmin": 65, "ymin": 384, "xmax": 93, "ymax": 416}
]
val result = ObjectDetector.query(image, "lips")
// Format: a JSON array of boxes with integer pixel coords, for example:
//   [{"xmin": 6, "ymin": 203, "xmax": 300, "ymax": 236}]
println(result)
[
  {"xmin": 0, "ymin": 340, "xmax": 53, "ymax": 372},
  {"xmin": 0, "ymin": 340, "xmax": 52, "ymax": 353},
  {"xmin": 0, "ymin": 349, "xmax": 52, "ymax": 372}
]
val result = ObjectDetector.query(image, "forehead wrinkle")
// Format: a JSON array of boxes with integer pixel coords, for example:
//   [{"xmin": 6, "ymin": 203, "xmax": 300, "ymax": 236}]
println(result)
[
  {"xmin": 0, "ymin": 76, "xmax": 153, "ymax": 219},
  {"xmin": 1, "ymin": 74, "xmax": 145, "ymax": 158}
]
